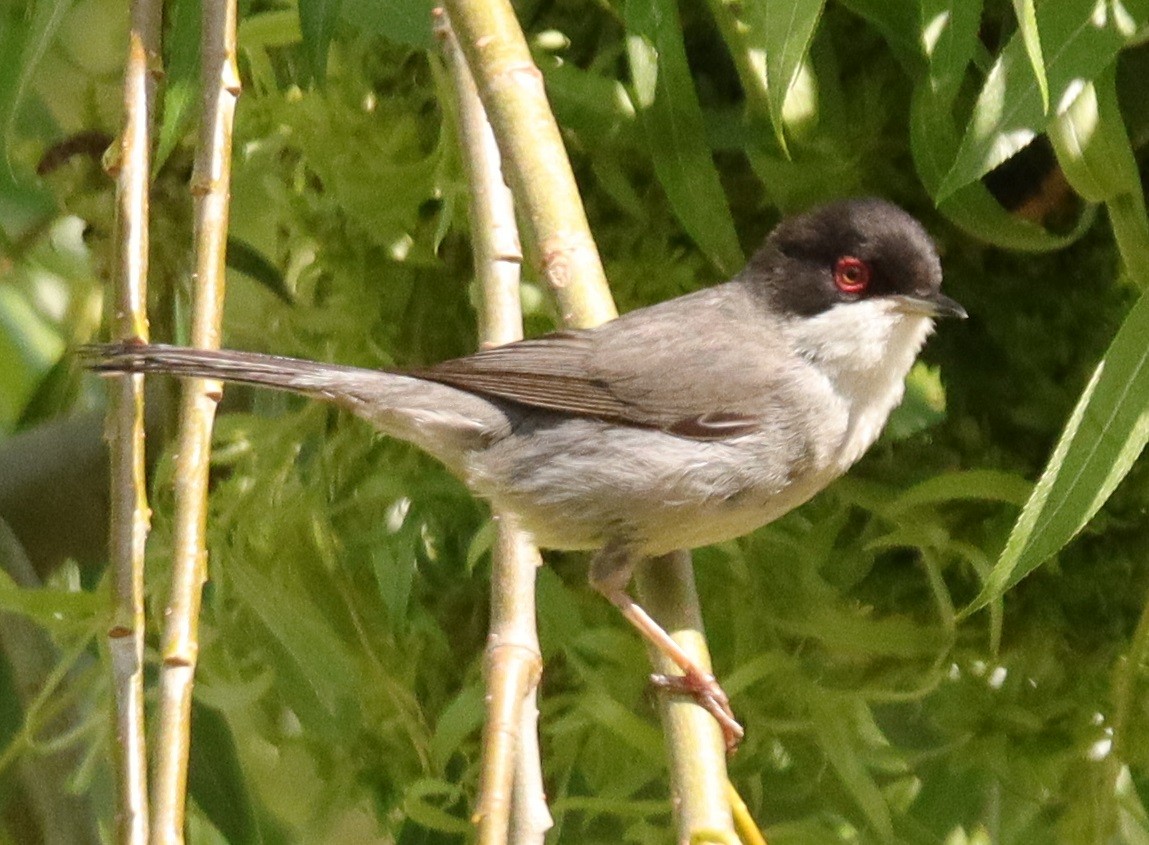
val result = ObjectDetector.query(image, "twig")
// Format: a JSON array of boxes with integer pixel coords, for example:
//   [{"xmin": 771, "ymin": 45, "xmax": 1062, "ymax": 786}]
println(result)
[
  {"xmin": 150, "ymin": 0, "xmax": 240, "ymax": 840},
  {"xmin": 435, "ymin": 12, "xmax": 550, "ymax": 843},
  {"xmin": 441, "ymin": 1, "xmax": 734, "ymax": 840},
  {"xmin": 440, "ymin": 0, "xmax": 616, "ymax": 330},
  {"xmin": 105, "ymin": 0, "xmax": 162, "ymax": 840}
]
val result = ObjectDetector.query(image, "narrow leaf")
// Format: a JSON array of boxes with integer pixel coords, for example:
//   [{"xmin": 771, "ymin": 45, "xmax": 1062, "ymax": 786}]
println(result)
[
  {"xmin": 226, "ymin": 236, "xmax": 293, "ymax": 304},
  {"xmin": 740, "ymin": 0, "xmax": 826, "ymax": 155},
  {"xmin": 187, "ymin": 702, "xmax": 262, "ymax": 845},
  {"xmin": 1048, "ymin": 66, "xmax": 1149, "ymax": 280},
  {"xmin": 154, "ymin": 0, "xmax": 200, "ymax": 173},
  {"xmin": 625, "ymin": 0, "xmax": 744, "ymax": 275},
  {"xmin": 0, "ymin": 0, "xmax": 75, "ymax": 157},
  {"xmin": 1011, "ymin": 0, "xmax": 1049, "ymax": 113},
  {"xmin": 918, "ymin": 0, "xmax": 983, "ymax": 101},
  {"xmin": 937, "ymin": 0, "xmax": 1149, "ymax": 200},
  {"xmin": 298, "ymin": 0, "xmax": 343, "ymax": 84},
  {"xmin": 910, "ymin": 84, "xmax": 1095, "ymax": 252},
  {"xmin": 966, "ymin": 284, "xmax": 1149, "ymax": 613}
]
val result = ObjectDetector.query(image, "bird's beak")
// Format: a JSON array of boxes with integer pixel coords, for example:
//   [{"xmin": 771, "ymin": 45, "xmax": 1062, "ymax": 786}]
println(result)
[{"xmin": 893, "ymin": 292, "xmax": 968, "ymax": 320}]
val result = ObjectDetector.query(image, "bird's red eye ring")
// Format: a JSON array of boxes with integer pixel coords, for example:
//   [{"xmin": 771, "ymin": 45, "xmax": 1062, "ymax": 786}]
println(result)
[{"xmin": 833, "ymin": 256, "xmax": 871, "ymax": 294}]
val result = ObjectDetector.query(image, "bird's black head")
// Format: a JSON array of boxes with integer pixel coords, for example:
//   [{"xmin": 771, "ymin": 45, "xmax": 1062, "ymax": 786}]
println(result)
[{"xmin": 742, "ymin": 198, "xmax": 964, "ymax": 320}]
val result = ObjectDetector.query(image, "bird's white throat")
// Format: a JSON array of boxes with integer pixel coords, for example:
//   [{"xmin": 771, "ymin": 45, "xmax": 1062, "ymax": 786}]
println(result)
[{"xmin": 784, "ymin": 299, "xmax": 935, "ymax": 468}]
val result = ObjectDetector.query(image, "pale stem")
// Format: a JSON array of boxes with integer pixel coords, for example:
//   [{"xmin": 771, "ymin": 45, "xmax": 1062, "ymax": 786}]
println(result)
[
  {"xmin": 106, "ymin": 0, "xmax": 162, "ymax": 840},
  {"xmin": 150, "ymin": 0, "xmax": 239, "ymax": 840},
  {"xmin": 436, "ymin": 11, "xmax": 551, "ymax": 844}
]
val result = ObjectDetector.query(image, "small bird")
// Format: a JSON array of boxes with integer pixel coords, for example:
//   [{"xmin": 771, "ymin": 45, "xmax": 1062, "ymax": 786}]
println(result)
[{"xmin": 83, "ymin": 198, "xmax": 965, "ymax": 749}]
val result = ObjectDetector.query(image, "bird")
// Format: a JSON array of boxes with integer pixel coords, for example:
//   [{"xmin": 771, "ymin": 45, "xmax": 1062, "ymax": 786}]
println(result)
[{"xmin": 82, "ymin": 197, "xmax": 966, "ymax": 749}]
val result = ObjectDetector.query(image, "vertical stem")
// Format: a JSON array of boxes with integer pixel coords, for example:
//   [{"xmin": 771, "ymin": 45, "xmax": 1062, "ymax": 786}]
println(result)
[
  {"xmin": 636, "ymin": 554, "xmax": 734, "ymax": 842},
  {"xmin": 107, "ymin": 0, "xmax": 162, "ymax": 842},
  {"xmin": 441, "ymin": 0, "xmax": 616, "ymax": 330},
  {"xmin": 443, "ymin": 1, "xmax": 735, "ymax": 840},
  {"xmin": 436, "ymin": 11, "xmax": 551, "ymax": 843},
  {"xmin": 150, "ymin": 0, "xmax": 240, "ymax": 840}
]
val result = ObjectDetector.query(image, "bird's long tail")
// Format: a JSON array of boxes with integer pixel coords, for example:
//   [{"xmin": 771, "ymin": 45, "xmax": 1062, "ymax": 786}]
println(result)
[
  {"xmin": 80, "ymin": 342, "xmax": 377, "ymax": 395},
  {"xmin": 79, "ymin": 342, "xmax": 507, "ymax": 469}
]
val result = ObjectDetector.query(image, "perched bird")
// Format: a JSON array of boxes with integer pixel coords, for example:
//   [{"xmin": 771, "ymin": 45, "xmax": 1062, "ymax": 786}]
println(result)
[{"xmin": 84, "ymin": 198, "xmax": 965, "ymax": 748}]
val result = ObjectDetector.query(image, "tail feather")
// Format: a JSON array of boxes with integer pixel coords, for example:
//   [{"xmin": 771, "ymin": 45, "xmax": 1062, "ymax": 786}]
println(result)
[
  {"xmin": 79, "ymin": 342, "xmax": 511, "ymax": 469},
  {"xmin": 79, "ymin": 342, "xmax": 374, "ymax": 396}
]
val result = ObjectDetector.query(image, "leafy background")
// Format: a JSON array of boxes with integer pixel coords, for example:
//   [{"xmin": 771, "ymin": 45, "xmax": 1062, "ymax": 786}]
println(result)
[{"xmin": 2, "ymin": 0, "xmax": 1149, "ymax": 842}]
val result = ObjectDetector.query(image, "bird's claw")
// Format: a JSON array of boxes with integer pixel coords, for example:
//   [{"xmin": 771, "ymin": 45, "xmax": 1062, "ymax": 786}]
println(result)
[{"xmin": 650, "ymin": 669, "xmax": 744, "ymax": 752}]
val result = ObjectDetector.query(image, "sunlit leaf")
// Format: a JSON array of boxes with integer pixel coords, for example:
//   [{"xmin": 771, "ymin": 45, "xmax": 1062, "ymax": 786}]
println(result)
[
  {"xmin": 937, "ymin": 0, "xmax": 1149, "ymax": 199},
  {"xmin": 967, "ymin": 284, "xmax": 1149, "ymax": 614},
  {"xmin": 918, "ymin": 0, "xmax": 982, "ymax": 101},
  {"xmin": 624, "ymin": 0, "xmax": 743, "ymax": 275},
  {"xmin": 910, "ymin": 84, "xmax": 1096, "ymax": 251},
  {"xmin": 1011, "ymin": 0, "xmax": 1049, "ymax": 112},
  {"xmin": 738, "ymin": 0, "xmax": 826, "ymax": 155},
  {"xmin": 1049, "ymin": 66, "xmax": 1149, "ymax": 279}
]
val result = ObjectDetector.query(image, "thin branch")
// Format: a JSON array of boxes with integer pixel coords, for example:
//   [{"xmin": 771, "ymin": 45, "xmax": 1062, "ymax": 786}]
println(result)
[
  {"xmin": 636, "ymin": 554, "xmax": 736, "ymax": 842},
  {"xmin": 151, "ymin": 0, "xmax": 240, "ymax": 840},
  {"xmin": 441, "ymin": 1, "xmax": 735, "ymax": 840},
  {"xmin": 436, "ymin": 12, "xmax": 550, "ymax": 843},
  {"xmin": 106, "ymin": 0, "xmax": 162, "ymax": 840},
  {"xmin": 440, "ymin": 0, "xmax": 616, "ymax": 330}
]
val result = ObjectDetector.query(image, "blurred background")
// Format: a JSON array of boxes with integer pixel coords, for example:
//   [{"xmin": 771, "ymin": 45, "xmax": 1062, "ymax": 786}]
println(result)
[{"xmin": 2, "ymin": 0, "xmax": 1149, "ymax": 841}]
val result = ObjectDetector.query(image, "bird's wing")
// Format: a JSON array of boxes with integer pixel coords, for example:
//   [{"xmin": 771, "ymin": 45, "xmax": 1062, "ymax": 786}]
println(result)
[{"xmin": 416, "ymin": 289, "xmax": 795, "ymax": 440}]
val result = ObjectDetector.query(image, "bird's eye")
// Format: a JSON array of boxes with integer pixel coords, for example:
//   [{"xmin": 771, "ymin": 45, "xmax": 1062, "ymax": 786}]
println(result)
[{"xmin": 833, "ymin": 256, "xmax": 871, "ymax": 294}]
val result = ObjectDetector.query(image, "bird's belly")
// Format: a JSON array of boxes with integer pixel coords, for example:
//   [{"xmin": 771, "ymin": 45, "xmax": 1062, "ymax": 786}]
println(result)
[{"xmin": 465, "ymin": 414, "xmax": 838, "ymax": 555}]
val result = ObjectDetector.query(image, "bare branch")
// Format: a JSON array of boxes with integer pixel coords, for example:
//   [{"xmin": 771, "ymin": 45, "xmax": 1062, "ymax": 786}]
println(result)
[
  {"xmin": 440, "ymin": 1, "xmax": 735, "ymax": 840},
  {"xmin": 106, "ymin": 0, "xmax": 162, "ymax": 839},
  {"xmin": 150, "ymin": 0, "xmax": 240, "ymax": 840},
  {"xmin": 436, "ymin": 12, "xmax": 550, "ymax": 843},
  {"xmin": 441, "ymin": 0, "xmax": 616, "ymax": 330}
]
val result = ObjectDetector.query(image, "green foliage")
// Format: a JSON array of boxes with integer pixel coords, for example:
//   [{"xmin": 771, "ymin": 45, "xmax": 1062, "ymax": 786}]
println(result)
[{"xmin": 2, "ymin": 0, "xmax": 1149, "ymax": 842}]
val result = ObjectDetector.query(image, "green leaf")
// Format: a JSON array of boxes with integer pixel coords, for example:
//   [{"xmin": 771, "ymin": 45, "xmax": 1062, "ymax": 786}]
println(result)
[
  {"xmin": 188, "ymin": 701, "xmax": 262, "ymax": 845},
  {"xmin": 298, "ymin": 0, "xmax": 343, "ymax": 84},
  {"xmin": 430, "ymin": 683, "xmax": 484, "ymax": 771},
  {"xmin": 910, "ymin": 84, "xmax": 1096, "ymax": 251},
  {"xmin": 226, "ymin": 236, "xmax": 293, "ymax": 304},
  {"xmin": 0, "ymin": 568, "xmax": 102, "ymax": 629},
  {"xmin": 1011, "ymin": 0, "xmax": 1049, "ymax": 112},
  {"xmin": 883, "ymin": 470, "xmax": 1033, "ymax": 516},
  {"xmin": 227, "ymin": 559, "xmax": 358, "ymax": 717},
  {"xmin": 154, "ymin": 0, "xmax": 199, "ymax": 174},
  {"xmin": 965, "ymin": 284, "xmax": 1149, "ymax": 614},
  {"xmin": 883, "ymin": 361, "xmax": 947, "ymax": 441},
  {"xmin": 937, "ymin": 0, "xmax": 1149, "ymax": 200},
  {"xmin": 1049, "ymin": 68, "xmax": 1139, "ymax": 204},
  {"xmin": 811, "ymin": 698, "xmax": 893, "ymax": 839},
  {"xmin": 402, "ymin": 779, "xmax": 471, "ymax": 834},
  {"xmin": 0, "ymin": 0, "xmax": 75, "ymax": 157},
  {"xmin": 836, "ymin": 0, "xmax": 923, "ymax": 72},
  {"xmin": 1048, "ymin": 66, "xmax": 1149, "ymax": 280},
  {"xmin": 740, "ymin": 0, "xmax": 826, "ymax": 155},
  {"xmin": 918, "ymin": 0, "xmax": 983, "ymax": 101},
  {"xmin": 339, "ymin": 0, "xmax": 434, "ymax": 49},
  {"xmin": 624, "ymin": 0, "xmax": 744, "ymax": 276}
]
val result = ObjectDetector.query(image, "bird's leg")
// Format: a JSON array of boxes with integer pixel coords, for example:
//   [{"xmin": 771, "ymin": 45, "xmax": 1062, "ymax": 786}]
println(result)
[{"xmin": 589, "ymin": 543, "xmax": 744, "ymax": 750}]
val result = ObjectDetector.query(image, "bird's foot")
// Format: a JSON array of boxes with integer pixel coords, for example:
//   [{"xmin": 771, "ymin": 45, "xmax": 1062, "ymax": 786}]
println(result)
[{"xmin": 650, "ymin": 669, "xmax": 744, "ymax": 752}]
